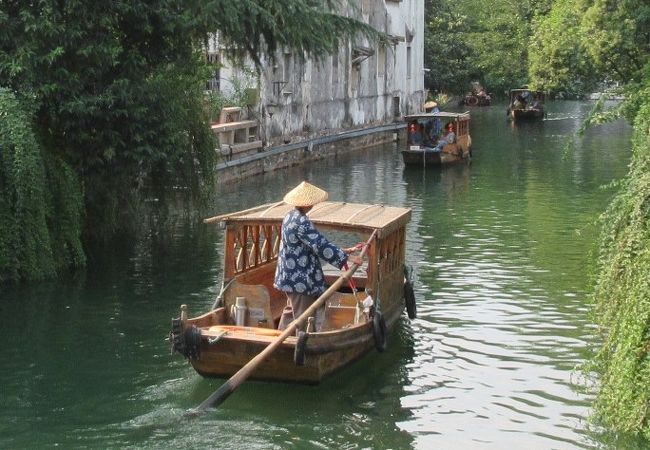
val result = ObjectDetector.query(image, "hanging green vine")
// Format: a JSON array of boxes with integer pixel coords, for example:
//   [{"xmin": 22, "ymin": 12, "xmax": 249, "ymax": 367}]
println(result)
[
  {"xmin": 589, "ymin": 80, "xmax": 650, "ymax": 437},
  {"xmin": 0, "ymin": 88, "xmax": 84, "ymax": 283}
]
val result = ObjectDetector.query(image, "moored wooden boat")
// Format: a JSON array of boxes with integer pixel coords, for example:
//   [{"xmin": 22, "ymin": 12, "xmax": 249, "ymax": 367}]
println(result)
[
  {"xmin": 402, "ymin": 111, "xmax": 472, "ymax": 167},
  {"xmin": 171, "ymin": 201, "xmax": 414, "ymax": 383}
]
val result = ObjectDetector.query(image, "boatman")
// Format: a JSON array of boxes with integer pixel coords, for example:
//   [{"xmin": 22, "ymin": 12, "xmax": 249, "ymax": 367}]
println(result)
[
  {"xmin": 274, "ymin": 181, "xmax": 363, "ymax": 331},
  {"xmin": 424, "ymin": 100, "xmax": 442, "ymax": 137}
]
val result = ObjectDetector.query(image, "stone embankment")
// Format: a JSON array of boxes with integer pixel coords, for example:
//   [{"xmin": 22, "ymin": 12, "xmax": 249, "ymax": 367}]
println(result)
[{"xmin": 216, "ymin": 123, "xmax": 404, "ymax": 183}]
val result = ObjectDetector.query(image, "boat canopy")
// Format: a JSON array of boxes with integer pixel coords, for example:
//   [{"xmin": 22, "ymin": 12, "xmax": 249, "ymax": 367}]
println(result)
[
  {"xmin": 205, "ymin": 201, "xmax": 411, "ymax": 238},
  {"xmin": 509, "ymin": 88, "xmax": 545, "ymax": 98},
  {"xmin": 405, "ymin": 111, "xmax": 470, "ymax": 120}
]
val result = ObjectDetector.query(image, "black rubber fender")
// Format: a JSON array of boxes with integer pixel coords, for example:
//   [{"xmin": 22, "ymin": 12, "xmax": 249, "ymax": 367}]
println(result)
[
  {"xmin": 294, "ymin": 330, "xmax": 308, "ymax": 366},
  {"xmin": 170, "ymin": 318, "xmax": 185, "ymax": 355},
  {"xmin": 184, "ymin": 325, "xmax": 202, "ymax": 359},
  {"xmin": 373, "ymin": 311, "xmax": 388, "ymax": 352},
  {"xmin": 404, "ymin": 280, "xmax": 417, "ymax": 319}
]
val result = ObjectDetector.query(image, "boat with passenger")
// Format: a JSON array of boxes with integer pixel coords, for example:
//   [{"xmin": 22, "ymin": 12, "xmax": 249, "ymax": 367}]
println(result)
[
  {"xmin": 507, "ymin": 88, "xmax": 545, "ymax": 121},
  {"xmin": 401, "ymin": 111, "xmax": 472, "ymax": 166},
  {"xmin": 170, "ymin": 199, "xmax": 415, "ymax": 383},
  {"xmin": 462, "ymin": 82, "xmax": 491, "ymax": 106}
]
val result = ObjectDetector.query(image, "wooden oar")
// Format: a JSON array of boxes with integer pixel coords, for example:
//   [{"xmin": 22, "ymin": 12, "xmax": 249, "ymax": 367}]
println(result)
[{"xmin": 193, "ymin": 230, "xmax": 377, "ymax": 413}]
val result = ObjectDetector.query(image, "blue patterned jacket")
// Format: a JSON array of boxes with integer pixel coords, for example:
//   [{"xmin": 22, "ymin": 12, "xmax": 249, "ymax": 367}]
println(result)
[{"xmin": 273, "ymin": 208, "xmax": 347, "ymax": 296}]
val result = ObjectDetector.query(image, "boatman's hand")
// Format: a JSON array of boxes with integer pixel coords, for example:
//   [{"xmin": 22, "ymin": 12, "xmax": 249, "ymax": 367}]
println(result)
[
  {"xmin": 347, "ymin": 255, "xmax": 363, "ymax": 266},
  {"xmin": 343, "ymin": 243, "xmax": 365, "ymax": 254}
]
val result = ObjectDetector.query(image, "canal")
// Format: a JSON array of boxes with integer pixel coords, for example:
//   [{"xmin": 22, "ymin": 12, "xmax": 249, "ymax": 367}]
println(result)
[{"xmin": 1, "ymin": 101, "xmax": 643, "ymax": 449}]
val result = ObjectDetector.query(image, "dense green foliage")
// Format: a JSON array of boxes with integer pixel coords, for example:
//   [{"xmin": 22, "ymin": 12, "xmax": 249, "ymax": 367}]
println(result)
[
  {"xmin": 589, "ymin": 75, "xmax": 650, "ymax": 437},
  {"xmin": 528, "ymin": 0, "xmax": 595, "ymax": 95},
  {"xmin": 0, "ymin": 0, "xmax": 376, "ymax": 283},
  {"xmin": 424, "ymin": 0, "xmax": 648, "ymax": 96},
  {"xmin": 424, "ymin": 0, "xmax": 551, "ymax": 96},
  {"xmin": 0, "ymin": 88, "xmax": 85, "ymax": 282},
  {"xmin": 529, "ymin": 0, "xmax": 650, "ymax": 95},
  {"xmin": 423, "ymin": 1, "xmax": 473, "ymax": 95}
]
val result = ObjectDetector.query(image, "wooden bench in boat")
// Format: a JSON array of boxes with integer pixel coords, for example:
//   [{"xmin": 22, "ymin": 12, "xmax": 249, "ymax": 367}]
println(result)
[
  {"xmin": 222, "ymin": 281, "xmax": 368, "ymax": 332},
  {"xmin": 223, "ymin": 281, "xmax": 275, "ymax": 328},
  {"xmin": 320, "ymin": 291, "xmax": 368, "ymax": 331}
]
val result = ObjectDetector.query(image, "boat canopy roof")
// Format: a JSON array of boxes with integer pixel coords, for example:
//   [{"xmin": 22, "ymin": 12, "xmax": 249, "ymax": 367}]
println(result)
[
  {"xmin": 205, "ymin": 201, "xmax": 411, "ymax": 238},
  {"xmin": 509, "ymin": 88, "xmax": 544, "ymax": 95},
  {"xmin": 404, "ymin": 111, "xmax": 470, "ymax": 120}
]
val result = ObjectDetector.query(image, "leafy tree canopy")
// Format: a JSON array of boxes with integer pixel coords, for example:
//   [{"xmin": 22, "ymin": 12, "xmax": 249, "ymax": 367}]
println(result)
[
  {"xmin": 0, "ymin": 0, "xmax": 377, "ymax": 283},
  {"xmin": 424, "ymin": 0, "xmax": 552, "ymax": 96}
]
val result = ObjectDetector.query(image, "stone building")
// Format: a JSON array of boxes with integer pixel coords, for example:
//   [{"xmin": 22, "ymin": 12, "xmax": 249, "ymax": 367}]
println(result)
[{"xmin": 207, "ymin": 0, "xmax": 424, "ymax": 149}]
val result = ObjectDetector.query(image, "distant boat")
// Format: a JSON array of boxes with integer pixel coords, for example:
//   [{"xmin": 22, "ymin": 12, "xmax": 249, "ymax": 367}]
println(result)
[
  {"xmin": 401, "ymin": 111, "xmax": 472, "ymax": 166},
  {"xmin": 462, "ymin": 92, "xmax": 491, "ymax": 107},
  {"xmin": 462, "ymin": 82, "xmax": 491, "ymax": 106},
  {"xmin": 507, "ymin": 88, "xmax": 545, "ymax": 121}
]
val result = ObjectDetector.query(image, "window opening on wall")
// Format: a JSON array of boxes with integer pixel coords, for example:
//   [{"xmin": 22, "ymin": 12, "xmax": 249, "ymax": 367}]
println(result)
[
  {"xmin": 273, "ymin": 81, "xmax": 287, "ymax": 98},
  {"xmin": 352, "ymin": 46, "xmax": 374, "ymax": 66},
  {"xmin": 407, "ymin": 46, "xmax": 412, "ymax": 79},
  {"xmin": 206, "ymin": 52, "xmax": 220, "ymax": 91},
  {"xmin": 362, "ymin": 0, "xmax": 371, "ymax": 17},
  {"xmin": 332, "ymin": 53, "xmax": 339, "ymax": 85},
  {"xmin": 283, "ymin": 52, "xmax": 292, "ymax": 85},
  {"xmin": 377, "ymin": 45, "xmax": 386, "ymax": 77},
  {"xmin": 351, "ymin": 65, "xmax": 360, "ymax": 94},
  {"xmin": 392, "ymin": 96, "xmax": 400, "ymax": 118}
]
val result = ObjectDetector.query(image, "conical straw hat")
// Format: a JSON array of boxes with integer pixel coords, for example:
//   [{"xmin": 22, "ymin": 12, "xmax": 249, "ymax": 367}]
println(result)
[
  {"xmin": 283, "ymin": 181, "xmax": 328, "ymax": 207},
  {"xmin": 424, "ymin": 100, "xmax": 438, "ymax": 109}
]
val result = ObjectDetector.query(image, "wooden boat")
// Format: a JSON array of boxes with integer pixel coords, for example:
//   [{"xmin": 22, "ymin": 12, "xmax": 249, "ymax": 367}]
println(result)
[
  {"xmin": 507, "ymin": 88, "xmax": 545, "ymax": 121},
  {"xmin": 401, "ymin": 111, "xmax": 472, "ymax": 166},
  {"xmin": 462, "ymin": 82, "xmax": 491, "ymax": 106},
  {"xmin": 463, "ymin": 94, "xmax": 490, "ymax": 106},
  {"xmin": 170, "ymin": 201, "xmax": 414, "ymax": 383}
]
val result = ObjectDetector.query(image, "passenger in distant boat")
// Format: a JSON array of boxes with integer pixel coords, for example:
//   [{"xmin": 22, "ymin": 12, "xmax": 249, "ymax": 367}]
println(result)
[
  {"xmin": 531, "ymin": 98, "xmax": 541, "ymax": 109},
  {"xmin": 513, "ymin": 94, "xmax": 526, "ymax": 109},
  {"xmin": 410, "ymin": 123, "xmax": 424, "ymax": 145},
  {"xmin": 423, "ymin": 123, "xmax": 435, "ymax": 148},
  {"xmin": 274, "ymin": 181, "xmax": 363, "ymax": 332},
  {"xmin": 418, "ymin": 124, "xmax": 429, "ymax": 145},
  {"xmin": 434, "ymin": 122, "xmax": 456, "ymax": 152},
  {"xmin": 478, "ymin": 88, "xmax": 490, "ymax": 102}
]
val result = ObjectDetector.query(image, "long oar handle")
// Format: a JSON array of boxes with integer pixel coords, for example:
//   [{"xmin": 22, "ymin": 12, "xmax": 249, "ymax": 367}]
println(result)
[{"xmin": 194, "ymin": 230, "xmax": 377, "ymax": 412}]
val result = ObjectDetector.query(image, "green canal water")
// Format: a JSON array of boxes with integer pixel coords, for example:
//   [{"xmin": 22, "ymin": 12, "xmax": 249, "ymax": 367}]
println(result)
[{"xmin": 1, "ymin": 101, "xmax": 644, "ymax": 449}]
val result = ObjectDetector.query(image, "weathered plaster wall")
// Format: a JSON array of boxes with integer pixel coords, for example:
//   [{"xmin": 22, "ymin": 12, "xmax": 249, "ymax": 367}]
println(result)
[
  {"xmin": 208, "ymin": 1, "xmax": 424, "ymax": 148},
  {"xmin": 256, "ymin": 0, "xmax": 424, "ymax": 146}
]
